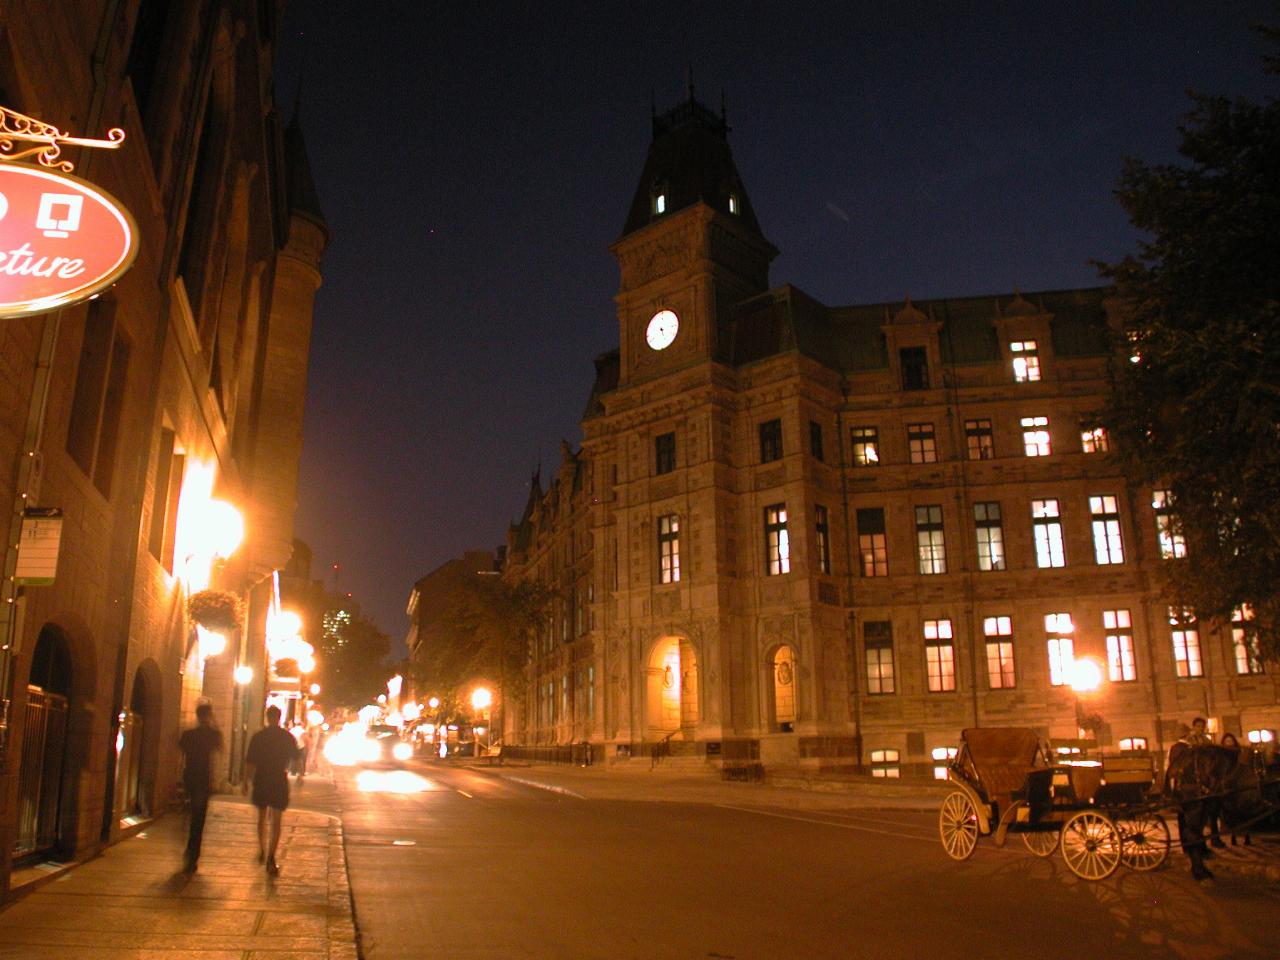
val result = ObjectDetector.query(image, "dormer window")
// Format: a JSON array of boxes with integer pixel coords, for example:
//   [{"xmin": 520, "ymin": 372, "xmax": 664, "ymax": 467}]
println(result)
[
  {"xmin": 651, "ymin": 183, "xmax": 667, "ymax": 215},
  {"xmin": 728, "ymin": 193, "xmax": 739, "ymax": 215},
  {"xmin": 1010, "ymin": 340, "xmax": 1041, "ymax": 382}
]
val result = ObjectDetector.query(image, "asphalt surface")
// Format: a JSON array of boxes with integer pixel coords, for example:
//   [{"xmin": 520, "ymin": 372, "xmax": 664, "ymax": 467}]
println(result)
[{"xmin": 321, "ymin": 760, "xmax": 1280, "ymax": 960}]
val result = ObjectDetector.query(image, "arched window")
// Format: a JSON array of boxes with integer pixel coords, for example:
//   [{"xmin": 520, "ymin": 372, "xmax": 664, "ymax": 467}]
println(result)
[
  {"xmin": 651, "ymin": 181, "xmax": 668, "ymax": 216},
  {"xmin": 771, "ymin": 645, "xmax": 796, "ymax": 731}
]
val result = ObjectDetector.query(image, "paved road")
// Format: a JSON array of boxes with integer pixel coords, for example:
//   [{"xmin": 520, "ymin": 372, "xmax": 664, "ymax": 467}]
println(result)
[{"xmin": 328, "ymin": 762, "xmax": 1280, "ymax": 960}]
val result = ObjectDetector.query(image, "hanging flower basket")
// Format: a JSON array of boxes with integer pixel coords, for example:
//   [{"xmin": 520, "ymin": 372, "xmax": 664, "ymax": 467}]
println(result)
[{"xmin": 187, "ymin": 589, "xmax": 243, "ymax": 633}]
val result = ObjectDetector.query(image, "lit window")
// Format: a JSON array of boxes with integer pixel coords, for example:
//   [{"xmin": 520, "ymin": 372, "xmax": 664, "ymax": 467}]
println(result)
[
  {"xmin": 814, "ymin": 505, "xmax": 831, "ymax": 575},
  {"xmin": 1010, "ymin": 340, "xmax": 1041, "ymax": 382},
  {"xmin": 864, "ymin": 621, "xmax": 894, "ymax": 695},
  {"xmin": 984, "ymin": 616, "xmax": 1015, "ymax": 689},
  {"xmin": 932, "ymin": 745, "xmax": 958, "ymax": 780},
  {"xmin": 1169, "ymin": 608, "xmax": 1203, "ymax": 678},
  {"xmin": 908, "ymin": 423, "xmax": 937, "ymax": 464},
  {"xmin": 851, "ymin": 426, "xmax": 880, "ymax": 466},
  {"xmin": 925, "ymin": 619, "xmax": 956, "ymax": 692},
  {"xmin": 1080, "ymin": 421, "xmax": 1109, "ymax": 453},
  {"xmin": 870, "ymin": 748, "xmax": 900, "ymax": 778},
  {"xmin": 1089, "ymin": 495, "xmax": 1125, "ymax": 565},
  {"xmin": 1119, "ymin": 737, "xmax": 1148, "ymax": 751},
  {"xmin": 1247, "ymin": 729, "xmax": 1275, "ymax": 744},
  {"xmin": 857, "ymin": 508, "xmax": 888, "ymax": 578},
  {"xmin": 653, "ymin": 192, "xmax": 666, "ymax": 214},
  {"xmin": 1104, "ymin": 609, "xmax": 1136, "ymax": 682},
  {"xmin": 728, "ymin": 193, "xmax": 739, "ymax": 215},
  {"xmin": 657, "ymin": 515, "xmax": 680, "ymax": 584},
  {"xmin": 1232, "ymin": 606, "xmax": 1264, "ymax": 676},
  {"xmin": 1021, "ymin": 416, "xmax": 1051, "ymax": 456},
  {"xmin": 965, "ymin": 418, "xmax": 994, "ymax": 460},
  {"xmin": 654, "ymin": 432, "xmax": 676, "ymax": 475},
  {"xmin": 974, "ymin": 502, "xmax": 1005, "ymax": 571},
  {"xmin": 1045, "ymin": 612, "xmax": 1074, "ymax": 686},
  {"xmin": 759, "ymin": 419, "xmax": 783, "ymax": 463},
  {"xmin": 1032, "ymin": 499, "xmax": 1065, "ymax": 568},
  {"xmin": 915, "ymin": 505, "xmax": 946, "ymax": 575},
  {"xmin": 764, "ymin": 504, "xmax": 790, "ymax": 576},
  {"xmin": 1152, "ymin": 489, "xmax": 1186, "ymax": 559}
]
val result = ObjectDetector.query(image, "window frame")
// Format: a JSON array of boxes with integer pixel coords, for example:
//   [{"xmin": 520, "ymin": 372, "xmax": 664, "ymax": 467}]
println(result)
[
  {"xmin": 924, "ymin": 618, "xmax": 956, "ymax": 692},
  {"xmin": 857, "ymin": 507, "xmax": 888, "ymax": 578},
  {"xmin": 759, "ymin": 419, "xmax": 783, "ymax": 464},
  {"xmin": 809, "ymin": 420, "xmax": 824, "ymax": 462},
  {"xmin": 1045, "ymin": 612, "xmax": 1075, "ymax": 687},
  {"xmin": 657, "ymin": 514, "xmax": 680, "ymax": 584},
  {"xmin": 764, "ymin": 503, "xmax": 791, "ymax": 576},
  {"xmin": 1010, "ymin": 339, "xmax": 1041, "ymax": 382},
  {"xmin": 915, "ymin": 504, "xmax": 946, "ymax": 575},
  {"xmin": 864, "ymin": 621, "xmax": 895, "ymax": 695},
  {"xmin": 1089, "ymin": 494, "xmax": 1125, "ymax": 565},
  {"xmin": 654, "ymin": 431, "xmax": 676, "ymax": 475},
  {"xmin": 974, "ymin": 501, "xmax": 1005, "ymax": 572},
  {"xmin": 814, "ymin": 504, "xmax": 831, "ymax": 575},
  {"xmin": 965, "ymin": 418, "xmax": 994, "ymax": 460},
  {"xmin": 1020, "ymin": 415, "xmax": 1051, "ymax": 457},
  {"xmin": 1169, "ymin": 609, "xmax": 1203, "ymax": 679},
  {"xmin": 907, "ymin": 422, "xmax": 938, "ymax": 464},
  {"xmin": 1032, "ymin": 498, "xmax": 1066, "ymax": 568},
  {"xmin": 1104, "ymin": 609, "xmax": 1137, "ymax": 682},
  {"xmin": 851, "ymin": 426, "xmax": 880, "ymax": 466},
  {"xmin": 983, "ymin": 615, "xmax": 1016, "ymax": 689}
]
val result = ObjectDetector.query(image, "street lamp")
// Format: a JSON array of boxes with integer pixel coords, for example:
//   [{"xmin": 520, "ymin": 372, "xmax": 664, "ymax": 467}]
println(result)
[
  {"xmin": 471, "ymin": 687, "xmax": 492, "ymax": 756},
  {"xmin": 1069, "ymin": 656, "xmax": 1106, "ymax": 741}
]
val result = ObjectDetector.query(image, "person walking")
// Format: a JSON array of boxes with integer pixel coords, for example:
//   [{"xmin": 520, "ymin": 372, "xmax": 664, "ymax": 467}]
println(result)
[
  {"xmin": 244, "ymin": 705, "xmax": 299, "ymax": 876},
  {"xmin": 177, "ymin": 702, "xmax": 223, "ymax": 874}
]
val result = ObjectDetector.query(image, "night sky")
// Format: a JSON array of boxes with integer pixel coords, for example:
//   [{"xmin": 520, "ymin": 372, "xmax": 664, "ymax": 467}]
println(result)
[{"xmin": 274, "ymin": 2, "xmax": 1274, "ymax": 650}]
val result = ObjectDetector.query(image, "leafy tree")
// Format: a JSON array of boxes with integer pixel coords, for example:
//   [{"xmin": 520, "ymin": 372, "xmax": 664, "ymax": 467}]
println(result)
[
  {"xmin": 1100, "ymin": 29, "xmax": 1280, "ymax": 656},
  {"xmin": 314, "ymin": 603, "xmax": 393, "ymax": 709}
]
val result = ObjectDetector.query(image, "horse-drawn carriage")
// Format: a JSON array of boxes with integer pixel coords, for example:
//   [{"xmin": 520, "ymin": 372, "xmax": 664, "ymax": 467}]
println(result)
[{"xmin": 938, "ymin": 727, "xmax": 1171, "ymax": 880}]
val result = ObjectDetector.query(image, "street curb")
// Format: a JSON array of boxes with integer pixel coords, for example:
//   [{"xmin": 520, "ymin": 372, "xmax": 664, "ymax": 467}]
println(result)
[
  {"xmin": 328, "ymin": 817, "xmax": 362, "ymax": 960},
  {"xmin": 492, "ymin": 773, "xmax": 586, "ymax": 799}
]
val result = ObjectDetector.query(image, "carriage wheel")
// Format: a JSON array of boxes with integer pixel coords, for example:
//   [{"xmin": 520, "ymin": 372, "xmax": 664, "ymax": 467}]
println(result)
[
  {"xmin": 1022, "ymin": 829, "xmax": 1060, "ymax": 857},
  {"xmin": 939, "ymin": 791, "xmax": 979, "ymax": 861},
  {"xmin": 1061, "ymin": 810, "xmax": 1122, "ymax": 880},
  {"xmin": 1118, "ymin": 813, "xmax": 1171, "ymax": 872}
]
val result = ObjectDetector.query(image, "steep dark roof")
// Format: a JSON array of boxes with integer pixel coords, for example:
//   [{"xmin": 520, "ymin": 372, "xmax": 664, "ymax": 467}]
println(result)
[
  {"xmin": 583, "ymin": 350, "xmax": 620, "ymax": 420},
  {"xmin": 283, "ymin": 115, "xmax": 327, "ymax": 230},
  {"xmin": 621, "ymin": 94, "xmax": 762, "ymax": 237}
]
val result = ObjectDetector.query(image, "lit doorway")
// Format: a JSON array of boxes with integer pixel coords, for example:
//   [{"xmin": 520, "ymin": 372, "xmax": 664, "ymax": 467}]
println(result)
[
  {"xmin": 645, "ymin": 636, "xmax": 698, "ymax": 738},
  {"xmin": 769, "ymin": 645, "xmax": 797, "ymax": 732}
]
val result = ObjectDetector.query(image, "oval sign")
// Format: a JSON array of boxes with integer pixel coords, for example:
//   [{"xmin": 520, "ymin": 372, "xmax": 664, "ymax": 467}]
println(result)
[{"xmin": 0, "ymin": 163, "xmax": 138, "ymax": 318}]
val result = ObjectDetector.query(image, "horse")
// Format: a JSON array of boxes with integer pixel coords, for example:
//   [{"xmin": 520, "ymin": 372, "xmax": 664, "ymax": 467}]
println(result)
[{"xmin": 1164, "ymin": 742, "xmax": 1267, "ymax": 880}]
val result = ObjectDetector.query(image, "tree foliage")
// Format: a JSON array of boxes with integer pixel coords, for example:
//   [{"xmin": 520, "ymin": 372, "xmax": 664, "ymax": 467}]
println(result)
[
  {"xmin": 1100, "ymin": 30, "xmax": 1280, "ymax": 656},
  {"xmin": 313, "ymin": 604, "xmax": 393, "ymax": 709}
]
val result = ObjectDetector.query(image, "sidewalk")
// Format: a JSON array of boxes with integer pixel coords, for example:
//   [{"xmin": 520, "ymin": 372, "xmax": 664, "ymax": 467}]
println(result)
[{"xmin": 0, "ymin": 795, "xmax": 358, "ymax": 959}]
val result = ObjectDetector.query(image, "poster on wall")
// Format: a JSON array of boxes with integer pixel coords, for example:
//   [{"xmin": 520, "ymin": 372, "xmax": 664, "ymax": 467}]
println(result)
[{"xmin": 14, "ymin": 507, "xmax": 63, "ymax": 586}]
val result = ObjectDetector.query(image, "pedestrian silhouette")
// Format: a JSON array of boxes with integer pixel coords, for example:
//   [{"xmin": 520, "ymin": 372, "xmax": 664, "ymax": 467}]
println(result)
[
  {"xmin": 177, "ymin": 702, "xmax": 223, "ymax": 873},
  {"xmin": 245, "ymin": 705, "xmax": 299, "ymax": 876}
]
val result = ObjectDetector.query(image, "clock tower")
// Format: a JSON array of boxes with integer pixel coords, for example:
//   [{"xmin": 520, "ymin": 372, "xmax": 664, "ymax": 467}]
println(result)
[{"xmin": 611, "ymin": 92, "xmax": 777, "ymax": 384}]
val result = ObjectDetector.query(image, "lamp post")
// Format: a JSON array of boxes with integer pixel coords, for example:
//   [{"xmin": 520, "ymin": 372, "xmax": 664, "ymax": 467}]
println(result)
[
  {"xmin": 471, "ymin": 687, "xmax": 492, "ymax": 756},
  {"xmin": 1068, "ymin": 656, "xmax": 1105, "ymax": 744}
]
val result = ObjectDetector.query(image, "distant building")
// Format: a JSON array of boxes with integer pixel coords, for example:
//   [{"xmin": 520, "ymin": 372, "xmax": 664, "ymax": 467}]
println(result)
[
  {"xmin": 0, "ymin": 3, "xmax": 324, "ymax": 898},
  {"xmin": 501, "ymin": 93, "xmax": 1278, "ymax": 773}
]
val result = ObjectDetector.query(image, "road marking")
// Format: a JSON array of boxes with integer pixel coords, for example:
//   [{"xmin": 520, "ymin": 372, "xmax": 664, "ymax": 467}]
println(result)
[
  {"xmin": 456, "ymin": 789, "xmax": 473, "ymax": 799},
  {"xmin": 501, "ymin": 776, "xmax": 585, "ymax": 799},
  {"xmin": 713, "ymin": 804, "xmax": 936, "ymax": 843},
  {"xmin": 392, "ymin": 840, "xmax": 416, "ymax": 846}
]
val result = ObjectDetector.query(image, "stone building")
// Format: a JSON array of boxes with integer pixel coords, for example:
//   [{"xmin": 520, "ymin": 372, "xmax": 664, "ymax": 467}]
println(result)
[
  {"xmin": 501, "ymin": 93, "xmax": 1278, "ymax": 773},
  {"xmin": 0, "ymin": 0, "xmax": 324, "ymax": 898}
]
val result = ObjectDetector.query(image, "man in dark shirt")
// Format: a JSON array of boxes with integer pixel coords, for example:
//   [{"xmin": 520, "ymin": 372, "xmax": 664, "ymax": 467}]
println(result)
[
  {"xmin": 177, "ymin": 702, "xmax": 223, "ymax": 873},
  {"xmin": 245, "ymin": 705, "xmax": 299, "ymax": 876}
]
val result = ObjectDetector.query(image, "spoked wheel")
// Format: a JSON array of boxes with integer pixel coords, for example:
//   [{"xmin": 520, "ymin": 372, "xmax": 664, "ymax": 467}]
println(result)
[
  {"xmin": 1061, "ymin": 810, "xmax": 1122, "ymax": 880},
  {"xmin": 1118, "ymin": 813, "xmax": 1171, "ymax": 872},
  {"xmin": 1022, "ymin": 828, "xmax": 1060, "ymax": 857},
  {"xmin": 939, "ymin": 791, "xmax": 980, "ymax": 860}
]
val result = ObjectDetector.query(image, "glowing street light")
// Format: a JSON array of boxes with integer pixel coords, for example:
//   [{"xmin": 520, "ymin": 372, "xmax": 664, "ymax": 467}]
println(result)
[
  {"xmin": 471, "ymin": 687, "xmax": 492, "ymax": 711},
  {"xmin": 234, "ymin": 665, "xmax": 254, "ymax": 685},
  {"xmin": 1068, "ymin": 657, "xmax": 1103, "ymax": 694},
  {"xmin": 428, "ymin": 696, "xmax": 440, "ymax": 710}
]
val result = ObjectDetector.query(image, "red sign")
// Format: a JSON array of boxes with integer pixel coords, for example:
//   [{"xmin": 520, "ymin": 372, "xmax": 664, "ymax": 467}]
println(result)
[{"xmin": 0, "ymin": 163, "xmax": 138, "ymax": 318}]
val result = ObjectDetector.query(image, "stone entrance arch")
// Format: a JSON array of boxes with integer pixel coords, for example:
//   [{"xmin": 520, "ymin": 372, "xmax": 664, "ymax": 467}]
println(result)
[
  {"xmin": 644, "ymin": 636, "xmax": 699, "ymax": 739},
  {"xmin": 767, "ymin": 644, "xmax": 797, "ymax": 732},
  {"xmin": 115, "ymin": 659, "xmax": 162, "ymax": 822},
  {"xmin": 15, "ymin": 625, "xmax": 74, "ymax": 857}
]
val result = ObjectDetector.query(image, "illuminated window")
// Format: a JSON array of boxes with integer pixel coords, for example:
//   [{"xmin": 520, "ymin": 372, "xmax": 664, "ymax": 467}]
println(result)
[
  {"xmin": 864, "ymin": 621, "xmax": 894, "ymax": 695},
  {"xmin": 764, "ymin": 504, "xmax": 790, "ymax": 576},
  {"xmin": 1021, "ymin": 416, "xmax": 1051, "ymax": 456},
  {"xmin": 809, "ymin": 420, "xmax": 824, "ymax": 462},
  {"xmin": 652, "ymin": 191, "xmax": 667, "ymax": 215},
  {"xmin": 1169, "ymin": 608, "xmax": 1203, "ymax": 678},
  {"xmin": 908, "ymin": 423, "xmax": 937, "ymax": 464},
  {"xmin": 1232, "ymin": 606, "xmax": 1264, "ymax": 676},
  {"xmin": 771, "ymin": 645, "xmax": 796, "ymax": 729},
  {"xmin": 924, "ymin": 619, "xmax": 956, "ymax": 692},
  {"xmin": 1247, "ymin": 729, "xmax": 1275, "ymax": 745},
  {"xmin": 1080, "ymin": 421, "xmax": 1109, "ymax": 453},
  {"xmin": 857, "ymin": 508, "xmax": 887, "ymax": 578},
  {"xmin": 1090, "ymin": 495, "xmax": 1125, "ymax": 565},
  {"xmin": 654, "ymin": 432, "xmax": 675, "ymax": 475},
  {"xmin": 1010, "ymin": 340, "xmax": 1041, "ymax": 382},
  {"xmin": 1032, "ymin": 499, "xmax": 1065, "ymax": 568},
  {"xmin": 851, "ymin": 426, "xmax": 880, "ymax": 466},
  {"xmin": 814, "ymin": 505, "xmax": 831, "ymax": 575},
  {"xmin": 984, "ymin": 616, "xmax": 1015, "ymax": 689},
  {"xmin": 870, "ymin": 748, "xmax": 900, "ymax": 778},
  {"xmin": 759, "ymin": 419, "xmax": 783, "ymax": 463},
  {"xmin": 965, "ymin": 418, "xmax": 994, "ymax": 460},
  {"xmin": 657, "ymin": 515, "xmax": 680, "ymax": 584},
  {"xmin": 974, "ymin": 502, "xmax": 1005, "ymax": 572},
  {"xmin": 932, "ymin": 745, "xmax": 958, "ymax": 780},
  {"xmin": 728, "ymin": 193, "xmax": 740, "ymax": 215},
  {"xmin": 1152, "ymin": 489, "xmax": 1186, "ymax": 559},
  {"xmin": 915, "ymin": 505, "xmax": 946, "ymax": 575},
  {"xmin": 1045, "ymin": 613, "xmax": 1075, "ymax": 686},
  {"xmin": 1104, "ymin": 609, "xmax": 1136, "ymax": 682},
  {"xmin": 1119, "ymin": 737, "xmax": 1148, "ymax": 751},
  {"xmin": 900, "ymin": 346, "xmax": 929, "ymax": 390}
]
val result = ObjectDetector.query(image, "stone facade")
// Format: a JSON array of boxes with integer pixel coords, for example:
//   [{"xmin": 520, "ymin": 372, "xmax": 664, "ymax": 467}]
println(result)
[
  {"xmin": 0, "ymin": 1, "xmax": 324, "ymax": 898},
  {"xmin": 502, "ymin": 94, "xmax": 1279, "ymax": 773}
]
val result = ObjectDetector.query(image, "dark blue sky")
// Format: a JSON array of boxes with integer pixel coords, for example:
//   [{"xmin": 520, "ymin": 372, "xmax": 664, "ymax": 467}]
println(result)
[{"xmin": 276, "ymin": 2, "xmax": 1274, "ymax": 648}]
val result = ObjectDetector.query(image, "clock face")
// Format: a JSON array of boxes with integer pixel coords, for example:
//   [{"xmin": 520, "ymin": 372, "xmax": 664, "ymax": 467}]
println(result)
[{"xmin": 646, "ymin": 309, "xmax": 679, "ymax": 351}]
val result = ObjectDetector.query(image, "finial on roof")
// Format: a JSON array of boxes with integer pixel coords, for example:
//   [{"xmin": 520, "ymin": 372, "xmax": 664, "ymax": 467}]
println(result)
[
  {"xmin": 893, "ymin": 294, "xmax": 929, "ymax": 325},
  {"xmin": 1005, "ymin": 287, "xmax": 1037, "ymax": 316}
]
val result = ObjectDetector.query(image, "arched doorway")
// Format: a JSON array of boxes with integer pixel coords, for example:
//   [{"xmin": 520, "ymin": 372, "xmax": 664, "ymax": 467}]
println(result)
[
  {"xmin": 645, "ymin": 637, "xmax": 698, "ymax": 738},
  {"xmin": 15, "ymin": 625, "xmax": 73, "ymax": 858},
  {"xmin": 768, "ymin": 645, "xmax": 797, "ymax": 732},
  {"xmin": 114, "ymin": 661, "xmax": 161, "ymax": 822}
]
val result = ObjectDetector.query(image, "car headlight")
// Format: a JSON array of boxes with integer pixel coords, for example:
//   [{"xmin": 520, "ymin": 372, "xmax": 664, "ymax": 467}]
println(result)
[{"xmin": 392, "ymin": 742, "xmax": 412, "ymax": 761}]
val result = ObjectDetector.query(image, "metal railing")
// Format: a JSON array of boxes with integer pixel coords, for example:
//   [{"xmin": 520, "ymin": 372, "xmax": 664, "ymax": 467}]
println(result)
[{"xmin": 650, "ymin": 729, "xmax": 679, "ymax": 769}]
